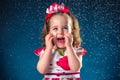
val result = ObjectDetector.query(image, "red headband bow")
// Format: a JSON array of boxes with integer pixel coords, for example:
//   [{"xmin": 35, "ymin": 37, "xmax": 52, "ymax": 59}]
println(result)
[{"xmin": 45, "ymin": 2, "xmax": 70, "ymax": 20}]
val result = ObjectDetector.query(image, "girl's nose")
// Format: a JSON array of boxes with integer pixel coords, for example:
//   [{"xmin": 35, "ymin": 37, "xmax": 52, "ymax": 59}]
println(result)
[{"xmin": 58, "ymin": 29, "xmax": 63, "ymax": 34}]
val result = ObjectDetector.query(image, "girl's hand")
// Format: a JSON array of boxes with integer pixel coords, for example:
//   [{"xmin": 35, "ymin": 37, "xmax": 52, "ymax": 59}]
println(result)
[
  {"xmin": 45, "ymin": 34, "xmax": 54, "ymax": 50},
  {"xmin": 64, "ymin": 33, "xmax": 73, "ymax": 48},
  {"xmin": 45, "ymin": 34, "xmax": 57, "ymax": 50}
]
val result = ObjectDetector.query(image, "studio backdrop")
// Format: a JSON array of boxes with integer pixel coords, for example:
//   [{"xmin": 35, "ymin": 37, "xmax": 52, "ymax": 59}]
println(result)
[{"xmin": 0, "ymin": 0, "xmax": 119, "ymax": 80}]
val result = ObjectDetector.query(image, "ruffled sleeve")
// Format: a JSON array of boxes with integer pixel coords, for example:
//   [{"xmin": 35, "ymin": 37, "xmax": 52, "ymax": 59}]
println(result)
[
  {"xmin": 34, "ymin": 47, "xmax": 45, "ymax": 56},
  {"xmin": 74, "ymin": 46, "xmax": 87, "ymax": 55}
]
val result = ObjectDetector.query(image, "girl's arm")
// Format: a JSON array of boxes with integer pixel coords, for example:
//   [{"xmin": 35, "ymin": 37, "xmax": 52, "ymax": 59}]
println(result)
[
  {"xmin": 64, "ymin": 33, "xmax": 83, "ymax": 72},
  {"xmin": 37, "ymin": 48, "xmax": 53, "ymax": 74},
  {"xmin": 37, "ymin": 34, "xmax": 55, "ymax": 74},
  {"xmin": 66, "ymin": 46, "xmax": 83, "ymax": 72}
]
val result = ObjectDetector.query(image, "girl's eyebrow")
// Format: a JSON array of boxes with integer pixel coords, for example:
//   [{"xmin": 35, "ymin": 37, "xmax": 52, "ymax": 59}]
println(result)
[
  {"xmin": 50, "ymin": 26, "xmax": 58, "ymax": 29},
  {"xmin": 63, "ymin": 25, "xmax": 68, "ymax": 27},
  {"xmin": 64, "ymin": 25, "xmax": 68, "ymax": 26},
  {"xmin": 51, "ymin": 25, "xmax": 68, "ymax": 28}
]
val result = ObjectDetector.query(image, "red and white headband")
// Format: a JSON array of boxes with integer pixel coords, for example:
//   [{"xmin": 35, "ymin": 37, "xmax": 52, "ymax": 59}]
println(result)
[{"xmin": 45, "ymin": 2, "xmax": 70, "ymax": 20}]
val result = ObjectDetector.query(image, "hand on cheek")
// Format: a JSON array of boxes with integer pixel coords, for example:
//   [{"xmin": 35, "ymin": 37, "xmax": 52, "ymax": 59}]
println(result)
[
  {"xmin": 64, "ymin": 33, "xmax": 73, "ymax": 47},
  {"xmin": 52, "ymin": 34, "xmax": 57, "ymax": 50},
  {"xmin": 45, "ymin": 34, "xmax": 56, "ymax": 50}
]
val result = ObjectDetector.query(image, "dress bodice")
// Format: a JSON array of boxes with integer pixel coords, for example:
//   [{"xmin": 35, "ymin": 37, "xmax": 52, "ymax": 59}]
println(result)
[{"xmin": 34, "ymin": 46, "xmax": 87, "ymax": 78}]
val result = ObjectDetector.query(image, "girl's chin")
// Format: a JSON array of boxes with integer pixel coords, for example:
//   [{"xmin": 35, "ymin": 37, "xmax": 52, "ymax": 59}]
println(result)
[{"xmin": 57, "ymin": 45, "xmax": 66, "ymax": 49}]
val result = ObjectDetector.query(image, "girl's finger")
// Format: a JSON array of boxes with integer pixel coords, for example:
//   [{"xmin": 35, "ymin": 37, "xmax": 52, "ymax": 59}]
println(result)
[
  {"xmin": 45, "ymin": 34, "xmax": 53, "ymax": 40},
  {"xmin": 53, "ymin": 44, "xmax": 57, "ymax": 50},
  {"xmin": 64, "ymin": 35, "xmax": 69, "ymax": 42},
  {"xmin": 49, "ymin": 36, "xmax": 54, "ymax": 42},
  {"xmin": 65, "ymin": 33, "xmax": 72, "ymax": 39}
]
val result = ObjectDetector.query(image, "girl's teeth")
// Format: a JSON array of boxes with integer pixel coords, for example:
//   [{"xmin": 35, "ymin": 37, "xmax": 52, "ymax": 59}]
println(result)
[{"xmin": 57, "ymin": 38, "xmax": 64, "ymax": 40}]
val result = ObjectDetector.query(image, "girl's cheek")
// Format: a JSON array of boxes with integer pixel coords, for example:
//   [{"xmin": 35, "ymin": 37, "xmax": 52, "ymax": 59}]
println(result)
[
  {"xmin": 49, "ymin": 31, "xmax": 56, "ymax": 36},
  {"xmin": 64, "ymin": 30, "xmax": 69, "ymax": 34},
  {"xmin": 52, "ymin": 32, "xmax": 57, "ymax": 36}
]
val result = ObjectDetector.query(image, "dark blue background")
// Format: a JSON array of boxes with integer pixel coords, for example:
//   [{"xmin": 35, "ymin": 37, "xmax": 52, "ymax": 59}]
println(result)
[{"xmin": 0, "ymin": 0, "xmax": 120, "ymax": 80}]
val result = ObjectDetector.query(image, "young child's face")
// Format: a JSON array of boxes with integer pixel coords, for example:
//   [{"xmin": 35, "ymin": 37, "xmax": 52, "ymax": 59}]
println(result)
[{"xmin": 49, "ymin": 14, "xmax": 72, "ymax": 49}]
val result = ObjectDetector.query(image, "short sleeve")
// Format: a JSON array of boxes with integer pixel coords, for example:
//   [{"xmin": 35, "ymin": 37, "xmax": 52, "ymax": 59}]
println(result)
[
  {"xmin": 74, "ymin": 46, "xmax": 87, "ymax": 55},
  {"xmin": 34, "ymin": 47, "xmax": 45, "ymax": 56}
]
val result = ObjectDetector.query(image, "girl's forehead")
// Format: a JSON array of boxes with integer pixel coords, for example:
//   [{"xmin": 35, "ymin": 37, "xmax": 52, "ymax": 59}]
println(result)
[{"xmin": 49, "ymin": 14, "xmax": 72, "ymax": 26}]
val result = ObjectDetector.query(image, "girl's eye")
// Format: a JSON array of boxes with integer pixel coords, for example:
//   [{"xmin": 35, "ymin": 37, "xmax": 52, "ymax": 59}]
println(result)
[
  {"xmin": 63, "ymin": 27, "xmax": 68, "ymax": 30},
  {"xmin": 53, "ymin": 28, "xmax": 58, "ymax": 30}
]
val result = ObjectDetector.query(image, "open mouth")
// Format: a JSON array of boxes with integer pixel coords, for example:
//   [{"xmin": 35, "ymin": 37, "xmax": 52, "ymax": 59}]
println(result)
[
  {"xmin": 57, "ymin": 37, "xmax": 65, "ymax": 43},
  {"xmin": 57, "ymin": 38, "xmax": 65, "ymax": 40}
]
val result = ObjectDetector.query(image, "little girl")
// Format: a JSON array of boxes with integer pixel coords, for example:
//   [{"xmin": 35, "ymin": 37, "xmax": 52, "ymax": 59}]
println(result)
[{"xmin": 34, "ymin": 2, "xmax": 87, "ymax": 80}]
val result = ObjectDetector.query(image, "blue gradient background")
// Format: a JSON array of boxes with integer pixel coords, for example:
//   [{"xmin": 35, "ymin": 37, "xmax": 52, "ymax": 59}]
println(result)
[{"xmin": 0, "ymin": 0, "xmax": 120, "ymax": 80}]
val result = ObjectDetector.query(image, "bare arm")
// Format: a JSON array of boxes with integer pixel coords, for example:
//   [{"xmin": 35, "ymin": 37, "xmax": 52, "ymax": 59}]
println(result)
[
  {"xmin": 64, "ymin": 33, "xmax": 83, "ymax": 72},
  {"xmin": 37, "ymin": 48, "xmax": 53, "ymax": 74},
  {"xmin": 37, "ymin": 34, "xmax": 55, "ymax": 74},
  {"xmin": 66, "ymin": 46, "xmax": 83, "ymax": 72}
]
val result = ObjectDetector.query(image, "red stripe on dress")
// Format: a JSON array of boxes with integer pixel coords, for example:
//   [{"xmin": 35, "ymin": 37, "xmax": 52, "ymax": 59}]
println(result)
[{"xmin": 44, "ymin": 78, "xmax": 82, "ymax": 80}]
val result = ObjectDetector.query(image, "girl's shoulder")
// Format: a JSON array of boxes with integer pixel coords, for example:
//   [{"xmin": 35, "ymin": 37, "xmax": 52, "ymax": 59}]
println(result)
[
  {"xmin": 33, "ymin": 46, "xmax": 87, "ymax": 56},
  {"xmin": 34, "ymin": 47, "xmax": 45, "ymax": 56},
  {"xmin": 74, "ymin": 46, "xmax": 87, "ymax": 55}
]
